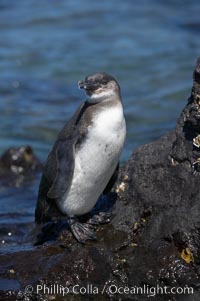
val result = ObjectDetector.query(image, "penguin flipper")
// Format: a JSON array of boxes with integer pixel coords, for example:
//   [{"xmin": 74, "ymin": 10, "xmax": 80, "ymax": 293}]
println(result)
[
  {"xmin": 47, "ymin": 139, "xmax": 75, "ymax": 199},
  {"xmin": 103, "ymin": 162, "xmax": 119, "ymax": 194}
]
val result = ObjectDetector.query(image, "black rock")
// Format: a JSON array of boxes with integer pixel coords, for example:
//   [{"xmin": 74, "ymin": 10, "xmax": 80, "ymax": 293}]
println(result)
[{"xmin": 0, "ymin": 145, "xmax": 42, "ymax": 186}]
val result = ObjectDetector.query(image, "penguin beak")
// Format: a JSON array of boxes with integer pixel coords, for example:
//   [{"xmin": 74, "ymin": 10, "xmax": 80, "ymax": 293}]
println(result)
[
  {"xmin": 78, "ymin": 80, "xmax": 86, "ymax": 89},
  {"xmin": 78, "ymin": 80, "xmax": 100, "ymax": 90}
]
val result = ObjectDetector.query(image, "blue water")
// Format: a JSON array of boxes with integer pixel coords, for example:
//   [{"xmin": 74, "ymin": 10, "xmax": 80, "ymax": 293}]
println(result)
[{"xmin": 1, "ymin": 0, "xmax": 200, "ymax": 252}]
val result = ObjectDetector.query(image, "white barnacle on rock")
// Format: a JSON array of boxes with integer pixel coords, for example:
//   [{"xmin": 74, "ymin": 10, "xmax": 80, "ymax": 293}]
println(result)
[
  {"xmin": 195, "ymin": 94, "xmax": 200, "ymax": 105},
  {"xmin": 116, "ymin": 182, "xmax": 126, "ymax": 193},
  {"xmin": 10, "ymin": 165, "xmax": 23, "ymax": 174},
  {"xmin": 193, "ymin": 135, "xmax": 200, "ymax": 148},
  {"xmin": 171, "ymin": 157, "xmax": 178, "ymax": 166}
]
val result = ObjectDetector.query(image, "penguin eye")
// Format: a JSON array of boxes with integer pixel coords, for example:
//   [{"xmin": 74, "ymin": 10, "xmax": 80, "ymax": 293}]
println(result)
[{"xmin": 101, "ymin": 81, "xmax": 107, "ymax": 85}]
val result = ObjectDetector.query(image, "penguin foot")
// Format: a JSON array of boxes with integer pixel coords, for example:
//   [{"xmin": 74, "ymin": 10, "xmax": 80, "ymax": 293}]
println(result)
[
  {"xmin": 68, "ymin": 218, "xmax": 97, "ymax": 244},
  {"xmin": 87, "ymin": 211, "xmax": 111, "ymax": 225}
]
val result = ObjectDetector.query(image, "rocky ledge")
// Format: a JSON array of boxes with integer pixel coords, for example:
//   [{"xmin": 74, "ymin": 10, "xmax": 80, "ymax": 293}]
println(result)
[
  {"xmin": 0, "ymin": 145, "xmax": 42, "ymax": 187},
  {"xmin": 2, "ymin": 59, "xmax": 200, "ymax": 301}
]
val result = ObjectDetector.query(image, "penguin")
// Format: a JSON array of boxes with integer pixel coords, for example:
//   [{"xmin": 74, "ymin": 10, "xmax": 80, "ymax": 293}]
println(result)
[{"xmin": 35, "ymin": 72, "xmax": 126, "ymax": 243}]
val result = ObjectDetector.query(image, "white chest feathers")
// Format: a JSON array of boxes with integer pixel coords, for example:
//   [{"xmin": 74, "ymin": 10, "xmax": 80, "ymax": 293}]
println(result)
[{"xmin": 58, "ymin": 104, "xmax": 126, "ymax": 217}]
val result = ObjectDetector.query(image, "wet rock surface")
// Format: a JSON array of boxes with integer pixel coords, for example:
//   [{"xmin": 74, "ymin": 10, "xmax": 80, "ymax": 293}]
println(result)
[
  {"xmin": 0, "ymin": 146, "xmax": 42, "ymax": 187},
  {"xmin": 2, "ymin": 59, "xmax": 200, "ymax": 300}
]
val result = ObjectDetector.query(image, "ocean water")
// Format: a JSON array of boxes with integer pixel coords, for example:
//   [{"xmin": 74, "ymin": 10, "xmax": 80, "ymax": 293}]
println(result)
[{"xmin": 0, "ymin": 0, "xmax": 200, "ymax": 253}]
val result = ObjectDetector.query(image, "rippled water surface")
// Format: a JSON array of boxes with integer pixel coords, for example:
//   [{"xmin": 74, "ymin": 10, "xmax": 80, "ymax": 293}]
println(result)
[{"xmin": 1, "ymin": 0, "xmax": 200, "ymax": 253}]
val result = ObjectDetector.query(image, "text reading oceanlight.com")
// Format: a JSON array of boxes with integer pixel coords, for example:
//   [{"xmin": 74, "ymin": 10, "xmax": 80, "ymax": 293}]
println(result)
[{"xmin": 20, "ymin": 283, "xmax": 194, "ymax": 297}]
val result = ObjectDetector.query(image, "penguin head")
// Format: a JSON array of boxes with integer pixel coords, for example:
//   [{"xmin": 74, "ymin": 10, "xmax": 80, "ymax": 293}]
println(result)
[{"xmin": 78, "ymin": 72, "xmax": 120, "ymax": 103}]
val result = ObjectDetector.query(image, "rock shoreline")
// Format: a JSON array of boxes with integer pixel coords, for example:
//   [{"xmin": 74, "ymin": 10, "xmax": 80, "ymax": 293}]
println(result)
[{"xmin": 1, "ymin": 59, "xmax": 200, "ymax": 300}]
